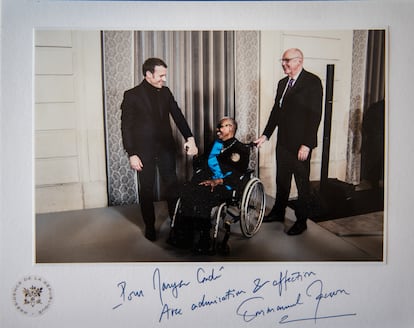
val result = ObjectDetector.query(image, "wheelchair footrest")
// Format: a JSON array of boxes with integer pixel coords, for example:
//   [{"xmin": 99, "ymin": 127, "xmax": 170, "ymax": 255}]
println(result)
[
  {"xmin": 224, "ymin": 216, "xmax": 239, "ymax": 225},
  {"xmin": 225, "ymin": 206, "xmax": 240, "ymax": 224}
]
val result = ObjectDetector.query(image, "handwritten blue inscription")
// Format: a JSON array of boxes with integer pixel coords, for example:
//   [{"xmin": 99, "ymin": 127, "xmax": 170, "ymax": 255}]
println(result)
[
  {"xmin": 112, "ymin": 267, "xmax": 356, "ymax": 325},
  {"xmin": 191, "ymin": 288, "xmax": 246, "ymax": 311},
  {"xmin": 152, "ymin": 267, "xmax": 191, "ymax": 322},
  {"xmin": 197, "ymin": 265, "xmax": 224, "ymax": 284},
  {"xmin": 159, "ymin": 303, "xmax": 183, "ymax": 322},
  {"xmin": 152, "ymin": 267, "xmax": 191, "ymax": 306},
  {"xmin": 252, "ymin": 270, "xmax": 316, "ymax": 296},
  {"xmin": 112, "ymin": 281, "xmax": 144, "ymax": 310}
]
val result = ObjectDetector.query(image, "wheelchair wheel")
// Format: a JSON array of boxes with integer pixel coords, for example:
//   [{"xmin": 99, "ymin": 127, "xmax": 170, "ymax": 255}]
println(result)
[
  {"xmin": 171, "ymin": 198, "xmax": 182, "ymax": 228},
  {"xmin": 210, "ymin": 202, "xmax": 232, "ymax": 255},
  {"xmin": 167, "ymin": 198, "xmax": 193, "ymax": 248},
  {"xmin": 211, "ymin": 202, "xmax": 228, "ymax": 243},
  {"xmin": 240, "ymin": 177, "xmax": 265, "ymax": 237}
]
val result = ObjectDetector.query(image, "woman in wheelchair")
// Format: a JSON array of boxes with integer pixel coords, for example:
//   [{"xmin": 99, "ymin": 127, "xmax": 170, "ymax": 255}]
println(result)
[{"xmin": 168, "ymin": 117, "xmax": 250, "ymax": 254}]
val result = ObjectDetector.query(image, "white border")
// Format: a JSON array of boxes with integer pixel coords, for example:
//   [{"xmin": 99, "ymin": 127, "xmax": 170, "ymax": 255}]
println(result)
[{"xmin": 1, "ymin": 1, "xmax": 412, "ymax": 327}]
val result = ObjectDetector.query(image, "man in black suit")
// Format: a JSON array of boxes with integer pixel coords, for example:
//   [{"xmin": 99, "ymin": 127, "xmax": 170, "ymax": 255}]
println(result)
[
  {"xmin": 169, "ymin": 117, "xmax": 250, "ymax": 254},
  {"xmin": 121, "ymin": 57, "xmax": 197, "ymax": 241},
  {"xmin": 255, "ymin": 48, "xmax": 323, "ymax": 235}
]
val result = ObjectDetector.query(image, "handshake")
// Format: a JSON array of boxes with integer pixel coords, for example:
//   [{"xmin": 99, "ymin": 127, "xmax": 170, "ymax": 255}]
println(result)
[{"xmin": 184, "ymin": 137, "xmax": 198, "ymax": 156}]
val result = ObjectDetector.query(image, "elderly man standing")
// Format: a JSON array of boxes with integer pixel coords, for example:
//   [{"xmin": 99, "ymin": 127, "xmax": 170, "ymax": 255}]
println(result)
[
  {"xmin": 121, "ymin": 57, "xmax": 197, "ymax": 241},
  {"xmin": 255, "ymin": 48, "xmax": 323, "ymax": 235}
]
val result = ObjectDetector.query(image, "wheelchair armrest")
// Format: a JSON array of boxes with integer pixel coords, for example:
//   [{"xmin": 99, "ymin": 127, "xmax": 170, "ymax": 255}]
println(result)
[
  {"xmin": 244, "ymin": 169, "xmax": 254, "ymax": 175},
  {"xmin": 240, "ymin": 169, "xmax": 254, "ymax": 182},
  {"xmin": 228, "ymin": 169, "xmax": 255, "ymax": 202}
]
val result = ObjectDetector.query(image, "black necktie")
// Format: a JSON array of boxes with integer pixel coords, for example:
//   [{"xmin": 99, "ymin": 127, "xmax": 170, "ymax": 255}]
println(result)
[
  {"xmin": 279, "ymin": 78, "xmax": 295, "ymax": 108},
  {"xmin": 287, "ymin": 78, "xmax": 294, "ymax": 89}
]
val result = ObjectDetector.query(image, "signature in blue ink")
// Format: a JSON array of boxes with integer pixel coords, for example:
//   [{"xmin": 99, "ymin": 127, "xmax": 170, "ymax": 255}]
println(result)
[
  {"xmin": 112, "ymin": 281, "xmax": 144, "ymax": 310},
  {"xmin": 197, "ymin": 266, "xmax": 224, "ymax": 284},
  {"xmin": 236, "ymin": 294, "xmax": 303, "ymax": 323},
  {"xmin": 152, "ymin": 268, "xmax": 191, "ymax": 306},
  {"xmin": 279, "ymin": 279, "xmax": 356, "ymax": 324}
]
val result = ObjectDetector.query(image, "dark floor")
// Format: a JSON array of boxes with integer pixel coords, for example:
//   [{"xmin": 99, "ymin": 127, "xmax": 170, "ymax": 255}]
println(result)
[{"xmin": 35, "ymin": 197, "xmax": 384, "ymax": 263}]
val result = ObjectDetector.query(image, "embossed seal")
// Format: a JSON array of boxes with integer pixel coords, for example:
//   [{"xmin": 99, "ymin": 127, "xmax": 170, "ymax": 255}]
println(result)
[
  {"xmin": 12, "ymin": 275, "xmax": 53, "ymax": 316},
  {"xmin": 231, "ymin": 152, "xmax": 240, "ymax": 162}
]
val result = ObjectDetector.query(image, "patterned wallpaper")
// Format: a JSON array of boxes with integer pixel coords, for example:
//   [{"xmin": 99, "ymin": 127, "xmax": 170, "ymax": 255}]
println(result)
[
  {"xmin": 235, "ymin": 31, "xmax": 260, "ymax": 172},
  {"xmin": 346, "ymin": 30, "xmax": 368, "ymax": 185},
  {"xmin": 103, "ymin": 31, "xmax": 138, "ymax": 205}
]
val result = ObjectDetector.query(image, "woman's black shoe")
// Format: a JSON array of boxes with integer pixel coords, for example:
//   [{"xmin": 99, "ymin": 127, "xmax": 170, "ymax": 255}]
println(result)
[{"xmin": 145, "ymin": 227, "xmax": 156, "ymax": 241}]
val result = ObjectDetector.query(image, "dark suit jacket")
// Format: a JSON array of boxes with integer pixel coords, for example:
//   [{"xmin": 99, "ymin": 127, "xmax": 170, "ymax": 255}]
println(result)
[
  {"xmin": 120, "ymin": 79, "xmax": 193, "ymax": 161},
  {"xmin": 262, "ymin": 69, "xmax": 323, "ymax": 154},
  {"xmin": 192, "ymin": 138, "xmax": 250, "ymax": 190}
]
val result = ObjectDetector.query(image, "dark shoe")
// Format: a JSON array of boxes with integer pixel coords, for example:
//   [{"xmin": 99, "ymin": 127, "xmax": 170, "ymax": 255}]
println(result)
[
  {"xmin": 217, "ymin": 242, "xmax": 230, "ymax": 256},
  {"xmin": 166, "ymin": 231, "xmax": 178, "ymax": 246},
  {"xmin": 263, "ymin": 212, "xmax": 285, "ymax": 222},
  {"xmin": 287, "ymin": 221, "xmax": 307, "ymax": 235},
  {"xmin": 167, "ymin": 229, "xmax": 192, "ymax": 249},
  {"xmin": 144, "ymin": 227, "xmax": 156, "ymax": 241},
  {"xmin": 192, "ymin": 244, "xmax": 211, "ymax": 255},
  {"xmin": 192, "ymin": 234, "xmax": 211, "ymax": 255}
]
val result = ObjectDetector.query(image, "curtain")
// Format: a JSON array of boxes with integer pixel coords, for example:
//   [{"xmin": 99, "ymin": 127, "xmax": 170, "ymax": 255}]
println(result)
[
  {"xmin": 364, "ymin": 30, "xmax": 386, "ymax": 107},
  {"xmin": 360, "ymin": 30, "xmax": 385, "ymax": 185},
  {"xmin": 346, "ymin": 30, "xmax": 385, "ymax": 186}
]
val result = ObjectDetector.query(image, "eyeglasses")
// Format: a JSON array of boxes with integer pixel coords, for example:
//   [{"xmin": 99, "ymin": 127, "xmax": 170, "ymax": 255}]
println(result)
[
  {"xmin": 217, "ymin": 123, "xmax": 233, "ymax": 129},
  {"xmin": 280, "ymin": 57, "xmax": 301, "ymax": 63}
]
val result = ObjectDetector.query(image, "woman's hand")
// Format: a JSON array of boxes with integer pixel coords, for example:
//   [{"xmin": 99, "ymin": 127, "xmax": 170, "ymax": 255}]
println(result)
[{"xmin": 199, "ymin": 178, "xmax": 223, "ymax": 192}]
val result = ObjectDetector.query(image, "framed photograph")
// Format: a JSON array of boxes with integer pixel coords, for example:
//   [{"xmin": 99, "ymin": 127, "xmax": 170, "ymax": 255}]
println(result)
[
  {"xmin": 34, "ymin": 29, "xmax": 385, "ymax": 263},
  {"xmin": 1, "ymin": 1, "xmax": 411, "ymax": 327}
]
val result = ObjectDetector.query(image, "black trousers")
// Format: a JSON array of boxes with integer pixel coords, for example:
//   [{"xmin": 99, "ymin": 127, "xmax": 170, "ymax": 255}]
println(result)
[
  {"xmin": 181, "ymin": 170, "xmax": 232, "ymax": 219},
  {"xmin": 137, "ymin": 149, "xmax": 178, "ymax": 228},
  {"xmin": 273, "ymin": 145, "xmax": 312, "ymax": 222},
  {"xmin": 176, "ymin": 171, "xmax": 233, "ymax": 245}
]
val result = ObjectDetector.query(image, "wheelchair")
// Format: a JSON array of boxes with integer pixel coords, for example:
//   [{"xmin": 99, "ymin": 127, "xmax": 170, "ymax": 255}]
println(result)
[{"xmin": 170, "ymin": 167, "xmax": 266, "ymax": 255}]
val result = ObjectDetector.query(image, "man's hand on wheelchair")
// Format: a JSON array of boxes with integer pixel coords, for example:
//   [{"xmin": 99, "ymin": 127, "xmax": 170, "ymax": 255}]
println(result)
[
  {"xmin": 199, "ymin": 178, "xmax": 223, "ymax": 192},
  {"xmin": 253, "ymin": 135, "xmax": 267, "ymax": 148},
  {"xmin": 184, "ymin": 137, "xmax": 198, "ymax": 156}
]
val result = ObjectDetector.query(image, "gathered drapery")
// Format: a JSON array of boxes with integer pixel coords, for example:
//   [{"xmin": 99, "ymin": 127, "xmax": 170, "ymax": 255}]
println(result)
[
  {"xmin": 346, "ymin": 30, "xmax": 385, "ymax": 185},
  {"xmin": 360, "ymin": 30, "xmax": 385, "ymax": 185}
]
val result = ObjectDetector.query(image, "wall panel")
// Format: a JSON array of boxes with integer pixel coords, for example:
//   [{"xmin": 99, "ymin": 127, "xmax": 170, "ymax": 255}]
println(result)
[
  {"xmin": 35, "ymin": 103, "xmax": 77, "ymax": 130},
  {"xmin": 35, "ymin": 157, "xmax": 79, "ymax": 185},
  {"xmin": 35, "ymin": 30, "xmax": 107, "ymax": 213},
  {"xmin": 35, "ymin": 76, "xmax": 75, "ymax": 103},
  {"xmin": 35, "ymin": 30, "xmax": 72, "ymax": 47},
  {"xmin": 35, "ymin": 47, "xmax": 73, "ymax": 75},
  {"xmin": 35, "ymin": 130, "xmax": 78, "ymax": 158},
  {"xmin": 35, "ymin": 184, "xmax": 83, "ymax": 213}
]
